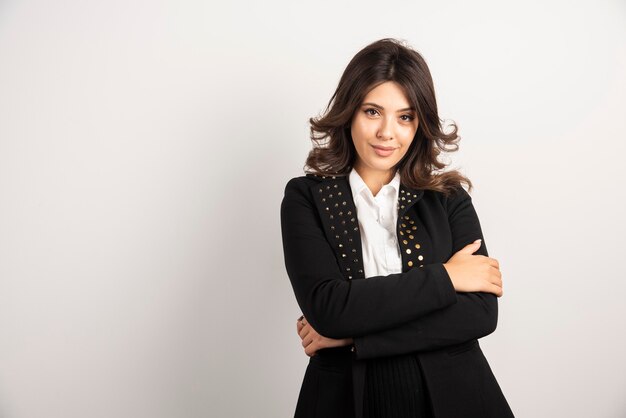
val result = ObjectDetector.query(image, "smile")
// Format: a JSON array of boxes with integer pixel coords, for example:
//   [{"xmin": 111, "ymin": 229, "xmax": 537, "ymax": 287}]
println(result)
[{"xmin": 372, "ymin": 145, "xmax": 397, "ymax": 157}]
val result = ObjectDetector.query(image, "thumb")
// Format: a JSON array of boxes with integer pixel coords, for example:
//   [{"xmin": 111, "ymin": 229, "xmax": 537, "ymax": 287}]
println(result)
[{"xmin": 458, "ymin": 239, "xmax": 482, "ymax": 254}]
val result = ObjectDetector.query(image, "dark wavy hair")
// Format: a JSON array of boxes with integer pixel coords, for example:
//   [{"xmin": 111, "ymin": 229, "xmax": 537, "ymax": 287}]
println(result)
[{"xmin": 304, "ymin": 38, "xmax": 473, "ymax": 196}]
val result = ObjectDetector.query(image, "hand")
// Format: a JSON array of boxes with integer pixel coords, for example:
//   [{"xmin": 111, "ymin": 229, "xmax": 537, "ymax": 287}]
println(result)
[
  {"xmin": 296, "ymin": 316, "xmax": 354, "ymax": 357},
  {"xmin": 443, "ymin": 240, "xmax": 504, "ymax": 297}
]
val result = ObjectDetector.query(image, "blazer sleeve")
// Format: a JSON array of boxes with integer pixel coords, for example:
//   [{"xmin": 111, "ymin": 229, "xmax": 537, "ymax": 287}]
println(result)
[
  {"xmin": 352, "ymin": 186, "xmax": 499, "ymax": 359},
  {"xmin": 281, "ymin": 177, "xmax": 458, "ymax": 339}
]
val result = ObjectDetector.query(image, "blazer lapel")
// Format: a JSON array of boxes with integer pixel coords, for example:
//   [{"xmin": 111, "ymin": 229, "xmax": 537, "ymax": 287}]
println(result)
[
  {"xmin": 397, "ymin": 183, "xmax": 428, "ymax": 271},
  {"xmin": 398, "ymin": 183, "xmax": 424, "ymax": 218},
  {"xmin": 308, "ymin": 174, "xmax": 366, "ymax": 280}
]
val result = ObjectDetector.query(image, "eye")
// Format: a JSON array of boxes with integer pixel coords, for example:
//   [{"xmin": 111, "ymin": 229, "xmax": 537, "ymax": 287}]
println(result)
[
  {"xmin": 364, "ymin": 108, "xmax": 379, "ymax": 116},
  {"xmin": 400, "ymin": 114, "xmax": 415, "ymax": 122}
]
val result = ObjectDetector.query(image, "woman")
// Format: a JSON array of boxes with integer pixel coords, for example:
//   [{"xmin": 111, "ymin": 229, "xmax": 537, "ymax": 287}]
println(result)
[{"xmin": 280, "ymin": 38, "xmax": 514, "ymax": 418}]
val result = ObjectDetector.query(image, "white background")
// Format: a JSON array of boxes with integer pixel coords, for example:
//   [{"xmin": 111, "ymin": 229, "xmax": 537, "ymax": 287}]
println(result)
[{"xmin": 1, "ymin": 1, "xmax": 625, "ymax": 417}]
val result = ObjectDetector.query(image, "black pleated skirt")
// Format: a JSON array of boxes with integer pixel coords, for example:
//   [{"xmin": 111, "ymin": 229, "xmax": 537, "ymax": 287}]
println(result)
[{"xmin": 363, "ymin": 353, "xmax": 434, "ymax": 418}]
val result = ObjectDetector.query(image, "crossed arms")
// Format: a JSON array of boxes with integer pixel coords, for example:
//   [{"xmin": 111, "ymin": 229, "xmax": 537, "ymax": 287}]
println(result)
[{"xmin": 280, "ymin": 178, "xmax": 499, "ymax": 360}]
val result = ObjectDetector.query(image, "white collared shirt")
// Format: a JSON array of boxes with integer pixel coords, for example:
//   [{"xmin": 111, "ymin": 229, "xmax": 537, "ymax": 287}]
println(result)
[{"xmin": 348, "ymin": 167, "xmax": 402, "ymax": 279}]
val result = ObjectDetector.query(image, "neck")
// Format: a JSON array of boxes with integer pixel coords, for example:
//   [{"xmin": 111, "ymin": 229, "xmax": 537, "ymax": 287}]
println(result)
[{"xmin": 354, "ymin": 163, "xmax": 396, "ymax": 197}]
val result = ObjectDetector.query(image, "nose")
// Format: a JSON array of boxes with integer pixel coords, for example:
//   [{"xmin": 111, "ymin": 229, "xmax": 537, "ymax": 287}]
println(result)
[{"xmin": 377, "ymin": 116, "xmax": 394, "ymax": 140}]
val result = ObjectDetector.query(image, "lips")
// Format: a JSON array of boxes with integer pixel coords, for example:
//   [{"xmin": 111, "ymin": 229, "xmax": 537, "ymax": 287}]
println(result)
[{"xmin": 371, "ymin": 144, "xmax": 397, "ymax": 157}]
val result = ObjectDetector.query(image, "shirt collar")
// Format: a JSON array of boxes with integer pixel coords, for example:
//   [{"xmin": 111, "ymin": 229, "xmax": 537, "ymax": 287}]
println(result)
[{"xmin": 349, "ymin": 167, "xmax": 401, "ymax": 199}]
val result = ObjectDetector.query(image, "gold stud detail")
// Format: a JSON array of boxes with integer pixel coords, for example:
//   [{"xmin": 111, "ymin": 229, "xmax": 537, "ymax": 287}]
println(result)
[
  {"xmin": 406, "ymin": 249, "xmax": 412, "ymax": 254},
  {"xmin": 409, "ymin": 235, "xmax": 414, "ymax": 239},
  {"xmin": 408, "ymin": 261, "xmax": 413, "ymax": 267},
  {"xmin": 403, "ymin": 240, "xmax": 408, "ymax": 244},
  {"xmin": 418, "ymin": 255, "xmax": 424, "ymax": 261},
  {"xmin": 415, "ymin": 244, "xmax": 421, "ymax": 249}
]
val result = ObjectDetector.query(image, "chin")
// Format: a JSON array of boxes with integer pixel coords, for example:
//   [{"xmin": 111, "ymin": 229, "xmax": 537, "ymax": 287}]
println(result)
[{"xmin": 367, "ymin": 160, "xmax": 398, "ymax": 171}]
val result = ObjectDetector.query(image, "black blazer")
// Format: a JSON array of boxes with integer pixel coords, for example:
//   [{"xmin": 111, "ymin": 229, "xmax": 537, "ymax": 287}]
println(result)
[{"xmin": 280, "ymin": 173, "xmax": 514, "ymax": 418}]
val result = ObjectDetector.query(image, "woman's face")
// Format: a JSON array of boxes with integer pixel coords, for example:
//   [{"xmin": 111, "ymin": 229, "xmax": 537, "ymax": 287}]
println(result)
[{"xmin": 350, "ymin": 80, "xmax": 419, "ymax": 177}]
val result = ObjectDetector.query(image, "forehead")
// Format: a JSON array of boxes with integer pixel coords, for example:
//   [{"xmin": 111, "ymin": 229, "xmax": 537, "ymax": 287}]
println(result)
[{"xmin": 362, "ymin": 81, "xmax": 411, "ymax": 107}]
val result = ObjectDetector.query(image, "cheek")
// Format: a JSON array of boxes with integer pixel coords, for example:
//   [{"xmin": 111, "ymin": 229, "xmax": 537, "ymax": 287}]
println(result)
[
  {"xmin": 401, "ymin": 127, "xmax": 418, "ymax": 147},
  {"xmin": 350, "ymin": 124, "xmax": 365, "ymax": 146},
  {"xmin": 352, "ymin": 117, "xmax": 376, "ymax": 138},
  {"xmin": 398, "ymin": 137, "xmax": 416, "ymax": 156}
]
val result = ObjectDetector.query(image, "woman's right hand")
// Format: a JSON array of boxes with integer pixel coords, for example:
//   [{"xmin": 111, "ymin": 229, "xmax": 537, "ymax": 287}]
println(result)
[{"xmin": 443, "ymin": 240, "xmax": 504, "ymax": 297}]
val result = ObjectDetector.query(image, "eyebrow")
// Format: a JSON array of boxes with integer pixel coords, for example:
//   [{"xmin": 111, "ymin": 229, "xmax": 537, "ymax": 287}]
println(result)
[{"xmin": 361, "ymin": 102, "xmax": 416, "ymax": 112}]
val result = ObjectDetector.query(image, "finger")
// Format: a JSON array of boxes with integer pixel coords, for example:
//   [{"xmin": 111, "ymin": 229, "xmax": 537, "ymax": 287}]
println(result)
[
  {"xmin": 489, "ymin": 266, "xmax": 501, "ymax": 279},
  {"xmin": 476, "ymin": 255, "xmax": 497, "ymax": 268},
  {"xmin": 490, "ymin": 283, "xmax": 504, "ymax": 297},
  {"xmin": 302, "ymin": 333, "xmax": 314, "ymax": 348},
  {"xmin": 459, "ymin": 240, "xmax": 482, "ymax": 255},
  {"xmin": 297, "ymin": 319, "xmax": 304, "ymax": 333},
  {"xmin": 488, "ymin": 271, "xmax": 502, "ymax": 288},
  {"xmin": 476, "ymin": 255, "xmax": 498, "ymax": 269},
  {"xmin": 487, "ymin": 257, "xmax": 500, "ymax": 269},
  {"xmin": 299, "ymin": 323, "xmax": 311, "ymax": 340},
  {"xmin": 305, "ymin": 340, "xmax": 318, "ymax": 357},
  {"xmin": 488, "ymin": 267, "xmax": 503, "ymax": 287},
  {"xmin": 298, "ymin": 324, "xmax": 315, "ymax": 338}
]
